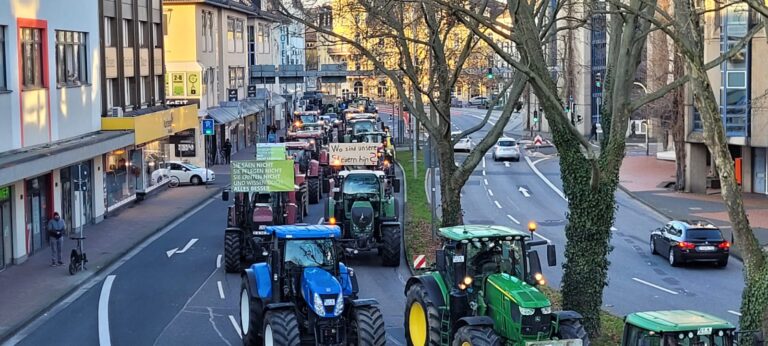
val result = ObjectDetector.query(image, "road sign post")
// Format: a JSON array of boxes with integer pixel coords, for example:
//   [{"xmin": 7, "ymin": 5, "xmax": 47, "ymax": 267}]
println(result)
[{"xmin": 202, "ymin": 119, "xmax": 215, "ymax": 187}]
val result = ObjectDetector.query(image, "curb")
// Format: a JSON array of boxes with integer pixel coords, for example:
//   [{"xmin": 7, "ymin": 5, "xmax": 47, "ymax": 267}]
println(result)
[
  {"xmin": 0, "ymin": 185, "xmax": 224, "ymax": 343},
  {"xmin": 395, "ymin": 160, "xmax": 415, "ymax": 277}
]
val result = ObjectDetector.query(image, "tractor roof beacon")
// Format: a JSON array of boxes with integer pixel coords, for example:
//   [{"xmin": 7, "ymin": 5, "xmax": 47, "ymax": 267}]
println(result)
[
  {"xmin": 240, "ymin": 225, "xmax": 386, "ymax": 346},
  {"xmin": 620, "ymin": 310, "xmax": 746, "ymax": 345},
  {"xmin": 404, "ymin": 224, "xmax": 591, "ymax": 346}
]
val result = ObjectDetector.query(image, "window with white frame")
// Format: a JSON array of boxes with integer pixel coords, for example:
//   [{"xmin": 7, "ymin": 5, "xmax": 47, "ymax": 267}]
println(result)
[
  {"xmin": 207, "ymin": 12, "xmax": 213, "ymax": 51},
  {"xmin": 124, "ymin": 77, "xmax": 133, "ymax": 107},
  {"xmin": 227, "ymin": 17, "xmax": 235, "ymax": 52},
  {"xmin": 21, "ymin": 27, "xmax": 44, "ymax": 89},
  {"xmin": 104, "ymin": 17, "xmax": 115, "ymax": 47},
  {"xmin": 138, "ymin": 21, "xmax": 147, "ymax": 47},
  {"xmin": 106, "ymin": 78, "xmax": 116, "ymax": 109},
  {"xmin": 0, "ymin": 26, "xmax": 5, "ymax": 90},
  {"xmin": 154, "ymin": 75, "xmax": 161, "ymax": 103},
  {"xmin": 140, "ymin": 76, "xmax": 148, "ymax": 105},
  {"xmin": 237, "ymin": 67, "xmax": 244, "ymax": 87},
  {"xmin": 122, "ymin": 19, "xmax": 133, "ymax": 47},
  {"xmin": 248, "ymin": 25, "xmax": 255, "ymax": 65},
  {"xmin": 260, "ymin": 24, "xmax": 270, "ymax": 53},
  {"xmin": 235, "ymin": 19, "xmax": 244, "ymax": 53},
  {"xmin": 153, "ymin": 23, "xmax": 161, "ymax": 48},
  {"xmin": 55, "ymin": 31, "xmax": 88, "ymax": 86},
  {"xmin": 202, "ymin": 11, "xmax": 208, "ymax": 51}
]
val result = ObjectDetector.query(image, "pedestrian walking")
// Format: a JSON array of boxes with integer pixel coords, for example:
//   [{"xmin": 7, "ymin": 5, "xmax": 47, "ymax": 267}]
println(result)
[
  {"xmin": 47, "ymin": 212, "xmax": 65, "ymax": 266},
  {"xmin": 223, "ymin": 139, "xmax": 232, "ymax": 164},
  {"xmin": 589, "ymin": 122, "xmax": 598, "ymax": 142},
  {"xmin": 268, "ymin": 126, "xmax": 277, "ymax": 143}
]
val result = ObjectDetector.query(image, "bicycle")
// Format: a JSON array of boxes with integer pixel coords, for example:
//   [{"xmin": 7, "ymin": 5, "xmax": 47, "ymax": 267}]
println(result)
[{"xmin": 69, "ymin": 236, "xmax": 87, "ymax": 275}]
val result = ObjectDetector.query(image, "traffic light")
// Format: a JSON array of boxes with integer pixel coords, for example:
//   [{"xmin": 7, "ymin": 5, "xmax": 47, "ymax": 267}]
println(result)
[
  {"xmin": 533, "ymin": 110, "xmax": 539, "ymax": 124},
  {"xmin": 595, "ymin": 72, "xmax": 603, "ymax": 90},
  {"xmin": 487, "ymin": 67, "xmax": 494, "ymax": 79},
  {"xmin": 202, "ymin": 119, "xmax": 214, "ymax": 136}
]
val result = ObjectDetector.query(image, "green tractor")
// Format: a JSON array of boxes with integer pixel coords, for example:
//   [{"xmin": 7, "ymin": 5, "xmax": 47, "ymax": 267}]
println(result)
[
  {"xmin": 404, "ymin": 224, "xmax": 589, "ymax": 346},
  {"xmin": 326, "ymin": 170, "xmax": 401, "ymax": 266},
  {"xmin": 620, "ymin": 310, "xmax": 764, "ymax": 345}
]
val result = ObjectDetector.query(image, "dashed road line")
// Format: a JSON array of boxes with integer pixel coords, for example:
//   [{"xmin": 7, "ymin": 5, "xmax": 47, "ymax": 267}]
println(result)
[
  {"xmin": 524, "ymin": 156, "xmax": 567, "ymax": 201},
  {"xmin": 482, "ymin": 157, "xmax": 486, "ymax": 168},
  {"xmin": 482, "ymin": 170, "xmax": 486, "ymax": 176},
  {"xmin": 632, "ymin": 277, "xmax": 679, "ymax": 295},
  {"xmin": 610, "ymin": 227, "xmax": 618, "ymax": 232},
  {"xmin": 98, "ymin": 275, "xmax": 117, "ymax": 346},
  {"xmin": 728, "ymin": 310, "xmax": 742, "ymax": 316},
  {"xmin": 317, "ymin": 217, "xmax": 324, "ymax": 224},
  {"xmin": 229, "ymin": 315, "xmax": 242, "ymax": 339},
  {"xmin": 532, "ymin": 231, "xmax": 552, "ymax": 243},
  {"xmin": 484, "ymin": 179, "xmax": 488, "ymax": 185},
  {"xmin": 504, "ymin": 161, "xmax": 510, "ymax": 167},
  {"xmin": 506, "ymin": 214, "xmax": 520, "ymax": 224},
  {"xmin": 216, "ymin": 254, "xmax": 222, "ymax": 269},
  {"xmin": 488, "ymin": 189, "xmax": 494, "ymax": 196},
  {"xmin": 217, "ymin": 281, "xmax": 226, "ymax": 299},
  {"xmin": 494, "ymin": 201, "xmax": 503, "ymax": 209}
]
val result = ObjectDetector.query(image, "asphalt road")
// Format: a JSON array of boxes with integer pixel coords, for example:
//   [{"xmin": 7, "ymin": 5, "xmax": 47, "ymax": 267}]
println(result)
[
  {"xmin": 448, "ymin": 109, "xmax": 745, "ymax": 325},
  {"xmin": 10, "ymin": 166, "xmax": 410, "ymax": 345}
]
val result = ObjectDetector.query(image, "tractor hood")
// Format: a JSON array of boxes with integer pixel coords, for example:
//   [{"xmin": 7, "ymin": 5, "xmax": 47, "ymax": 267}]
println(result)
[
  {"xmin": 350, "ymin": 201, "xmax": 374, "ymax": 235},
  {"xmin": 301, "ymin": 267, "xmax": 344, "ymax": 318},
  {"xmin": 486, "ymin": 273, "xmax": 551, "ymax": 309}
]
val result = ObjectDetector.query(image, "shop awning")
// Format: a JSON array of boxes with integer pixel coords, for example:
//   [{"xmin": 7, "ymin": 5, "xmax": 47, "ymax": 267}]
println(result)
[
  {"xmin": 0, "ymin": 131, "xmax": 134, "ymax": 186},
  {"xmin": 242, "ymin": 100, "xmax": 264, "ymax": 115},
  {"xmin": 271, "ymin": 92, "xmax": 287, "ymax": 105},
  {"xmin": 207, "ymin": 106, "xmax": 241, "ymax": 124}
]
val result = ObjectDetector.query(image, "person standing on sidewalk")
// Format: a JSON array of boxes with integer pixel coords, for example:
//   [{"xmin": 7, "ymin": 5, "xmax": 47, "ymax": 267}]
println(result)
[
  {"xmin": 589, "ymin": 122, "xmax": 597, "ymax": 142},
  {"xmin": 47, "ymin": 212, "xmax": 65, "ymax": 266},
  {"xmin": 223, "ymin": 139, "xmax": 232, "ymax": 164}
]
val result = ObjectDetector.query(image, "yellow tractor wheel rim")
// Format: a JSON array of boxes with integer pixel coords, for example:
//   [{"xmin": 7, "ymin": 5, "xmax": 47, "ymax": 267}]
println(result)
[
  {"xmin": 408, "ymin": 302, "xmax": 428, "ymax": 345},
  {"xmin": 461, "ymin": 342, "xmax": 471, "ymax": 346}
]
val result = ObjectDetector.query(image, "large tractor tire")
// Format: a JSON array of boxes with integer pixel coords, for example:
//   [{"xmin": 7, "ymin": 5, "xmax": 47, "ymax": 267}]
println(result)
[
  {"xmin": 349, "ymin": 305, "xmax": 386, "ymax": 346},
  {"xmin": 404, "ymin": 283, "xmax": 441, "ymax": 346},
  {"xmin": 557, "ymin": 319, "xmax": 591, "ymax": 346},
  {"xmin": 240, "ymin": 281, "xmax": 263, "ymax": 346},
  {"xmin": 309, "ymin": 177, "xmax": 320, "ymax": 204},
  {"xmin": 381, "ymin": 225, "xmax": 401, "ymax": 267},
  {"xmin": 224, "ymin": 231, "xmax": 243, "ymax": 273},
  {"xmin": 263, "ymin": 310, "xmax": 301, "ymax": 345},
  {"xmin": 452, "ymin": 326, "xmax": 501, "ymax": 346}
]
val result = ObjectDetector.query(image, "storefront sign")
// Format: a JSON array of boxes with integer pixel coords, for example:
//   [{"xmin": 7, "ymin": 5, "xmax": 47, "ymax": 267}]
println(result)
[
  {"xmin": 228, "ymin": 88, "xmax": 238, "ymax": 101},
  {"xmin": 102, "ymin": 104, "xmax": 199, "ymax": 145},
  {"xmin": 105, "ymin": 47, "xmax": 118, "ymax": 78},
  {"xmin": 139, "ymin": 48, "xmax": 150, "ymax": 76},
  {"xmin": 0, "ymin": 186, "xmax": 9, "ymax": 200},
  {"xmin": 328, "ymin": 143, "xmax": 379, "ymax": 165},
  {"xmin": 172, "ymin": 129, "xmax": 197, "ymax": 157},
  {"xmin": 255, "ymin": 143, "xmax": 286, "ymax": 160},
  {"xmin": 124, "ymin": 47, "xmax": 135, "ymax": 76},
  {"xmin": 247, "ymin": 85, "xmax": 257, "ymax": 98},
  {"xmin": 171, "ymin": 73, "xmax": 186, "ymax": 97},
  {"xmin": 165, "ymin": 98, "xmax": 200, "ymax": 107},
  {"xmin": 231, "ymin": 160, "xmax": 295, "ymax": 192},
  {"xmin": 186, "ymin": 72, "xmax": 201, "ymax": 96}
]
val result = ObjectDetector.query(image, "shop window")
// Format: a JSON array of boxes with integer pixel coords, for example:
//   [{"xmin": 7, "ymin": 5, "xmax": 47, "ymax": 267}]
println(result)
[
  {"xmin": 55, "ymin": 31, "xmax": 88, "ymax": 87},
  {"xmin": 143, "ymin": 139, "xmax": 170, "ymax": 190},
  {"xmin": 105, "ymin": 149, "xmax": 137, "ymax": 207},
  {"xmin": 0, "ymin": 26, "xmax": 5, "ymax": 90},
  {"xmin": 20, "ymin": 27, "xmax": 44, "ymax": 89}
]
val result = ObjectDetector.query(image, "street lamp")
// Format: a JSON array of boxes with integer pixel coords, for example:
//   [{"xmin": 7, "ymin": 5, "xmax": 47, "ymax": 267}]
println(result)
[{"xmin": 633, "ymin": 82, "xmax": 650, "ymax": 156}]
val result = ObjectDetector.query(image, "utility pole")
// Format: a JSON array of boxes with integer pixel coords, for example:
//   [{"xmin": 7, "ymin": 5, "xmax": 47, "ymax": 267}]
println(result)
[{"xmin": 429, "ymin": 106, "xmax": 437, "ymax": 239}]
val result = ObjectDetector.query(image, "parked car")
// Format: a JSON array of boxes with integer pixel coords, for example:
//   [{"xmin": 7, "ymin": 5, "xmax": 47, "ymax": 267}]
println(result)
[
  {"xmin": 468, "ymin": 96, "xmax": 488, "ymax": 106},
  {"xmin": 650, "ymin": 220, "xmax": 730, "ymax": 267},
  {"xmin": 155, "ymin": 161, "xmax": 215, "ymax": 186},
  {"xmin": 451, "ymin": 131, "xmax": 473, "ymax": 152},
  {"xmin": 492, "ymin": 137, "xmax": 520, "ymax": 161}
]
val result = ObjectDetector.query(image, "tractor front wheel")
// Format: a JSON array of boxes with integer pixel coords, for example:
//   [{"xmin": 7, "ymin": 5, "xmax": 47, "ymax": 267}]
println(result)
[
  {"xmin": 308, "ymin": 177, "xmax": 320, "ymax": 204},
  {"xmin": 240, "ymin": 281, "xmax": 263, "ymax": 346},
  {"xmin": 224, "ymin": 231, "xmax": 243, "ymax": 273},
  {"xmin": 404, "ymin": 283, "xmax": 441, "ymax": 346},
  {"xmin": 349, "ymin": 305, "xmax": 386, "ymax": 346},
  {"xmin": 380, "ymin": 225, "xmax": 401, "ymax": 267},
  {"xmin": 263, "ymin": 310, "xmax": 301, "ymax": 345},
  {"xmin": 452, "ymin": 326, "xmax": 501, "ymax": 346},
  {"xmin": 557, "ymin": 319, "xmax": 590, "ymax": 346}
]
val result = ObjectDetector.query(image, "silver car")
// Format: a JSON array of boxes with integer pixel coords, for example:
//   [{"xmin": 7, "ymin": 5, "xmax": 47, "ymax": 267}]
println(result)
[{"xmin": 492, "ymin": 137, "xmax": 520, "ymax": 161}]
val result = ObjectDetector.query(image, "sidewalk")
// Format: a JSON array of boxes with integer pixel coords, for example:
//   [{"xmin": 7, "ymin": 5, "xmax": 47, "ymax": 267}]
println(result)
[
  {"xmin": 618, "ymin": 156, "xmax": 768, "ymax": 258},
  {"xmin": 0, "ymin": 146, "xmax": 255, "ymax": 342}
]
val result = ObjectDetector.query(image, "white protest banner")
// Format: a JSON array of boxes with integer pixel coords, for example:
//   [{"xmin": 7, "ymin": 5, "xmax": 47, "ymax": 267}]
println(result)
[{"xmin": 328, "ymin": 143, "xmax": 379, "ymax": 166}]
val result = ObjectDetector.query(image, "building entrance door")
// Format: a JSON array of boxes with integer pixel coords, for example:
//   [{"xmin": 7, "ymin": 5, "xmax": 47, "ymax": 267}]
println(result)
[
  {"xmin": 26, "ymin": 175, "xmax": 51, "ymax": 255},
  {"xmin": 754, "ymin": 148, "xmax": 767, "ymax": 194},
  {"xmin": 0, "ymin": 188, "xmax": 12, "ymax": 270}
]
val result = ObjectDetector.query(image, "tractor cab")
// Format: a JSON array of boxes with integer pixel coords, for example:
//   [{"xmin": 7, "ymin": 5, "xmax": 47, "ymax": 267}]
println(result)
[{"xmin": 621, "ymin": 310, "xmax": 739, "ymax": 346}]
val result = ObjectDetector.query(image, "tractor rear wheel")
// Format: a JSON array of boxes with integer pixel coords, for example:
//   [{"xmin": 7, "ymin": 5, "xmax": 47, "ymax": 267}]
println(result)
[
  {"xmin": 380, "ymin": 225, "xmax": 401, "ymax": 267},
  {"xmin": 349, "ymin": 305, "xmax": 386, "ymax": 346},
  {"xmin": 224, "ymin": 231, "xmax": 243, "ymax": 273},
  {"xmin": 240, "ymin": 281, "xmax": 263, "ymax": 346},
  {"xmin": 309, "ymin": 177, "xmax": 320, "ymax": 204},
  {"xmin": 263, "ymin": 310, "xmax": 300, "ymax": 345},
  {"xmin": 452, "ymin": 326, "xmax": 501, "ymax": 346},
  {"xmin": 557, "ymin": 319, "xmax": 590, "ymax": 346},
  {"xmin": 404, "ymin": 283, "xmax": 441, "ymax": 346}
]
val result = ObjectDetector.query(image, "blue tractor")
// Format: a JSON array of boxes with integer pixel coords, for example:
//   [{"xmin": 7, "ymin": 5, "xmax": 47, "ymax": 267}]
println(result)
[{"xmin": 240, "ymin": 225, "xmax": 387, "ymax": 345}]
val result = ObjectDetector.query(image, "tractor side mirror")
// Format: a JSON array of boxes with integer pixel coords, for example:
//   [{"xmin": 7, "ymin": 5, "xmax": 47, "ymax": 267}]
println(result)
[
  {"xmin": 435, "ymin": 249, "xmax": 446, "ymax": 272},
  {"xmin": 527, "ymin": 250, "xmax": 543, "ymax": 285},
  {"xmin": 393, "ymin": 179, "xmax": 401, "ymax": 193},
  {"xmin": 547, "ymin": 244, "xmax": 557, "ymax": 267},
  {"xmin": 222, "ymin": 189, "xmax": 230, "ymax": 201},
  {"xmin": 270, "ymin": 249, "xmax": 281, "ymax": 281}
]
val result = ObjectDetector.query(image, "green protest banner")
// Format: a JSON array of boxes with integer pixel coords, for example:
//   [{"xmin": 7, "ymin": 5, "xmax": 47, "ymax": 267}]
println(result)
[
  {"xmin": 255, "ymin": 143, "xmax": 286, "ymax": 161},
  {"xmin": 231, "ymin": 160, "xmax": 295, "ymax": 192}
]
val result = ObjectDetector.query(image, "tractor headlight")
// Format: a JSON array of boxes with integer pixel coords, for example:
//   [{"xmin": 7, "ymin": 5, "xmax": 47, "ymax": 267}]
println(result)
[
  {"xmin": 313, "ymin": 293, "xmax": 325, "ymax": 316},
  {"xmin": 519, "ymin": 307, "xmax": 536, "ymax": 316},
  {"xmin": 334, "ymin": 292, "xmax": 344, "ymax": 316},
  {"xmin": 541, "ymin": 306, "xmax": 552, "ymax": 314}
]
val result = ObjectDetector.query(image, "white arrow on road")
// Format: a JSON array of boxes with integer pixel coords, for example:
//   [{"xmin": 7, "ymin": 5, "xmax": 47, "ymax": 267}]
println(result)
[
  {"xmin": 518, "ymin": 187, "xmax": 531, "ymax": 198},
  {"xmin": 167, "ymin": 238, "xmax": 199, "ymax": 258}
]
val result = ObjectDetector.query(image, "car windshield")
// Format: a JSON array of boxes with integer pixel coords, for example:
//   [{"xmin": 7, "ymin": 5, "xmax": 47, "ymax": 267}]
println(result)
[
  {"xmin": 685, "ymin": 229, "xmax": 724, "ymax": 240},
  {"xmin": 360, "ymin": 134, "xmax": 383, "ymax": 143},
  {"xmin": 498, "ymin": 140, "xmax": 516, "ymax": 147},
  {"xmin": 659, "ymin": 332, "xmax": 731, "ymax": 346},
  {"xmin": 327, "ymin": 113, "xmax": 338, "ymax": 119},
  {"xmin": 465, "ymin": 239, "xmax": 525, "ymax": 278},
  {"xmin": 300, "ymin": 115, "xmax": 317, "ymax": 123},
  {"xmin": 284, "ymin": 239, "xmax": 335, "ymax": 268},
  {"xmin": 343, "ymin": 174, "xmax": 379, "ymax": 194},
  {"xmin": 353, "ymin": 122, "xmax": 375, "ymax": 133},
  {"xmin": 287, "ymin": 149, "xmax": 306, "ymax": 160}
]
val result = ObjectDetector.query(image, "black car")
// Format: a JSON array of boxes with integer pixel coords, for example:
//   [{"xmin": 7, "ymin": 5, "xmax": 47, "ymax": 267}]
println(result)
[{"xmin": 650, "ymin": 220, "xmax": 730, "ymax": 267}]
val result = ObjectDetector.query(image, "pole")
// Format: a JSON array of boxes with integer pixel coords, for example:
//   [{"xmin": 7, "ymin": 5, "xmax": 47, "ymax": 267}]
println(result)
[
  {"xmin": 645, "ymin": 120, "xmax": 650, "ymax": 156},
  {"xmin": 430, "ymin": 136, "xmax": 437, "ymax": 240},
  {"xmin": 412, "ymin": 117, "xmax": 417, "ymax": 179}
]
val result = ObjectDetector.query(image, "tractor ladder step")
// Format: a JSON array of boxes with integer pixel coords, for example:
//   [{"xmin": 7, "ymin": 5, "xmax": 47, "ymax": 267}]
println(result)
[{"xmin": 439, "ymin": 307, "xmax": 451, "ymax": 345}]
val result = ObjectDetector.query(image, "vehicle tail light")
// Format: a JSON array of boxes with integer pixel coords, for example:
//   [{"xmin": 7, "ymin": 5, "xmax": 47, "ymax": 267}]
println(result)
[
  {"xmin": 718, "ymin": 241, "xmax": 730, "ymax": 249},
  {"xmin": 678, "ymin": 241, "xmax": 696, "ymax": 250}
]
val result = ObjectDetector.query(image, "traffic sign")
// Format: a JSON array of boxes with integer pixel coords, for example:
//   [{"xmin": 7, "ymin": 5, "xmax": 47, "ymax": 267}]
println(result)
[
  {"xmin": 533, "ymin": 135, "xmax": 543, "ymax": 147},
  {"xmin": 202, "ymin": 119, "xmax": 214, "ymax": 136},
  {"xmin": 413, "ymin": 255, "xmax": 427, "ymax": 269}
]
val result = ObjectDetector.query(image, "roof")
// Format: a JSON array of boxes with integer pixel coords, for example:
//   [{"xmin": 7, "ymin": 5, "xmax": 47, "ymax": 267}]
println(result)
[
  {"xmin": 338, "ymin": 170, "xmax": 386, "ymax": 178},
  {"xmin": 625, "ymin": 310, "xmax": 735, "ymax": 333},
  {"xmin": 438, "ymin": 225, "xmax": 531, "ymax": 241},
  {"xmin": 669, "ymin": 220, "xmax": 719, "ymax": 230},
  {"xmin": 265, "ymin": 225, "xmax": 341, "ymax": 239}
]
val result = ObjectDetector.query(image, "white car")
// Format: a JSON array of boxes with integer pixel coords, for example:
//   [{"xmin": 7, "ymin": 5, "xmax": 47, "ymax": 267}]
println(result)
[
  {"xmin": 468, "ymin": 96, "xmax": 488, "ymax": 106},
  {"xmin": 452, "ymin": 131, "xmax": 473, "ymax": 152},
  {"xmin": 492, "ymin": 137, "xmax": 520, "ymax": 161},
  {"xmin": 157, "ymin": 161, "xmax": 215, "ymax": 185}
]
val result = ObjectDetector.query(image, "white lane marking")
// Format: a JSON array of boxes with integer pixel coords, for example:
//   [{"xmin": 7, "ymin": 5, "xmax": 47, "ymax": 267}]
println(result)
[
  {"xmin": 610, "ymin": 227, "xmax": 618, "ymax": 232},
  {"xmin": 168, "ymin": 238, "xmax": 199, "ymax": 257},
  {"xmin": 504, "ymin": 161, "xmax": 510, "ymax": 167},
  {"xmin": 98, "ymin": 275, "xmax": 117, "ymax": 346},
  {"xmin": 216, "ymin": 254, "xmax": 222, "ymax": 269},
  {"xmin": 728, "ymin": 310, "xmax": 742, "ymax": 316},
  {"xmin": 217, "ymin": 281, "xmax": 226, "ymax": 299},
  {"xmin": 229, "ymin": 315, "xmax": 243, "ymax": 339},
  {"xmin": 388, "ymin": 335, "xmax": 405, "ymax": 346},
  {"xmin": 455, "ymin": 161, "xmax": 459, "ymax": 167},
  {"xmin": 507, "ymin": 214, "xmax": 521, "ymax": 224},
  {"xmin": 533, "ymin": 231, "xmax": 552, "ymax": 243},
  {"xmin": 482, "ymin": 170, "xmax": 486, "ymax": 176},
  {"xmin": 524, "ymin": 155, "xmax": 567, "ymax": 201},
  {"xmin": 494, "ymin": 201, "xmax": 503, "ymax": 209},
  {"xmin": 317, "ymin": 217, "xmax": 324, "ymax": 224},
  {"xmin": 689, "ymin": 207, "xmax": 702, "ymax": 210},
  {"xmin": 488, "ymin": 189, "xmax": 494, "ymax": 196},
  {"xmin": 518, "ymin": 187, "xmax": 531, "ymax": 198},
  {"xmin": 532, "ymin": 157, "xmax": 549, "ymax": 165},
  {"xmin": 484, "ymin": 179, "xmax": 488, "ymax": 185},
  {"xmin": 632, "ymin": 277, "xmax": 679, "ymax": 295},
  {"xmin": 482, "ymin": 157, "xmax": 486, "ymax": 168}
]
